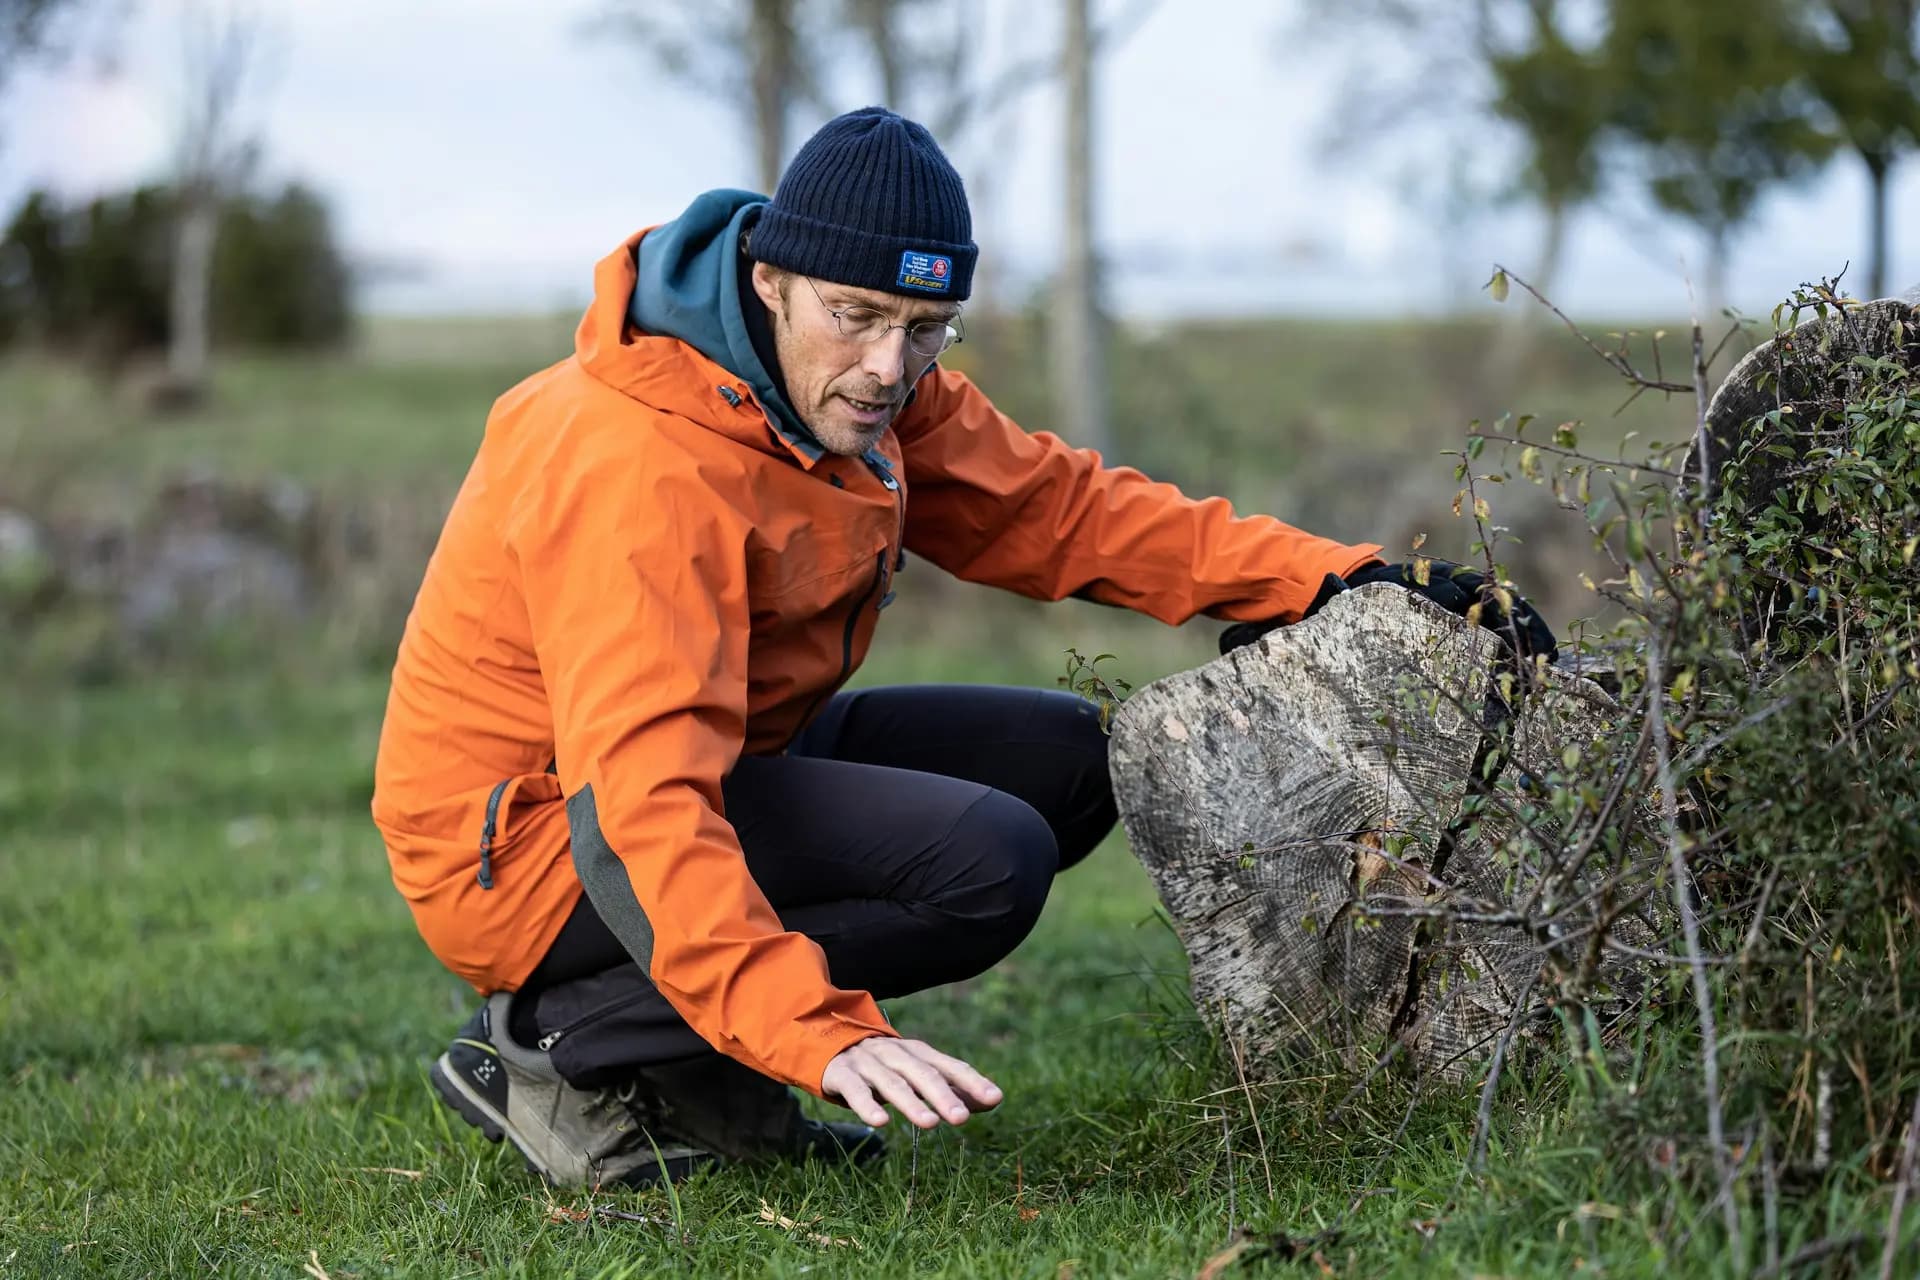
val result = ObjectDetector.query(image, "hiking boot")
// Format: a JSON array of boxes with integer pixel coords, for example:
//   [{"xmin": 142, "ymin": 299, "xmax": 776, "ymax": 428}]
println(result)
[
  {"xmin": 430, "ymin": 992, "xmax": 714, "ymax": 1189},
  {"xmin": 638, "ymin": 1052, "xmax": 886, "ymax": 1167}
]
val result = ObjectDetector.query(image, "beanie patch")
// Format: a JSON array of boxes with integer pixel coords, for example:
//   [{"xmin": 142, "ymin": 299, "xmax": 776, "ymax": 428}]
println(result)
[{"xmin": 896, "ymin": 251, "xmax": 954, "ymax": 294}]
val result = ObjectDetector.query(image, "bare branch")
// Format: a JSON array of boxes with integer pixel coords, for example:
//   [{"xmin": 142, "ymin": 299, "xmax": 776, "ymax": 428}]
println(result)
[
  {"xmin": 1881, "ymin": 1091, "xmax": 1920, "ymax": 1280},
  {"xmin": 1493, "ymin": 263, "xmax": 1696, "ymax": 395}
]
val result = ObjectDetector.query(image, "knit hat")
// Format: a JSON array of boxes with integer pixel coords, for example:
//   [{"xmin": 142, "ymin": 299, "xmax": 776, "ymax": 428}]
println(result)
[{"xmin": 750, "ymin": 106, "xmax": 976, "ymax": 301}]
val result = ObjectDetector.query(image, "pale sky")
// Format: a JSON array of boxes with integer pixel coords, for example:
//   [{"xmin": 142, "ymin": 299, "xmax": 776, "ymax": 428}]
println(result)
[{"xmin": 7, "ymin": 0, "xmax": 1916, "ymax": 319}]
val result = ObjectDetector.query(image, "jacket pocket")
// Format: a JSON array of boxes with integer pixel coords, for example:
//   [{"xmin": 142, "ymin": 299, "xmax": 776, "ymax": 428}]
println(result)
[{"xmin": 477, "ymin": 772, "xmax": 564, "ymax": 889}]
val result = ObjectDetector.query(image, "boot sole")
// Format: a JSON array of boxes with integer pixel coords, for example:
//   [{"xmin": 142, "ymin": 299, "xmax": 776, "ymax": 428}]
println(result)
[{"xmin": 431, "ymin": 1053, "xmax": 710, "ymax": 1189}]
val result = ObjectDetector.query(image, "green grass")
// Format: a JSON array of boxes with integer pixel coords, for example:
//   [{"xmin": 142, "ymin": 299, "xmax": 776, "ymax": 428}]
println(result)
[
  {"xmin": 1, "ymin": 315, "xmax": 1898, "ymax": 1276},
  {"xmin": 5, "ymin": 670, "xmax": 1894, "ymax": 1279}
]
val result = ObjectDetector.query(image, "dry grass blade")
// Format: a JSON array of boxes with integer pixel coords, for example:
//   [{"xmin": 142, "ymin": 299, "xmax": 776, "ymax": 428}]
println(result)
[
  {"xmin": 302, "ymin": 1251, "xmax": 334, "ymax": 1280},
  {"xmin": 1194, "ymin": 1237, "xmax": 1254, "ymax": 1280},
  {"xmin": 756, "ymin": 1199, "xmax": 861, "ymax": 1250}
]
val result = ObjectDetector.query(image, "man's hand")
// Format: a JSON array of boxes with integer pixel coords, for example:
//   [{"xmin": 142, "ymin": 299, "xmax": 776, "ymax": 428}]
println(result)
[
  {"xmin": 821, "ymin": 1037, "xmax": 1003, "ymax": 1130},
  {"xmin": 1220, "ymin": 560, "xmax": 1559, "ymax": 661}
]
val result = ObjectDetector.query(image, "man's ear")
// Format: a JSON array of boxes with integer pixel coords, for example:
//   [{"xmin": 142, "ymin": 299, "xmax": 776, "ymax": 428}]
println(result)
[{"xmin": 750, "ymin": 261, "xmax": 787, "ymax": 316}]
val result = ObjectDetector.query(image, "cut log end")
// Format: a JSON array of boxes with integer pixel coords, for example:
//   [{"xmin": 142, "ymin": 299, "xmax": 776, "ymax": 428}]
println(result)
[{"xmin": 1109, "ymin": 586, "xmax": 1656, "ymax": 1081}]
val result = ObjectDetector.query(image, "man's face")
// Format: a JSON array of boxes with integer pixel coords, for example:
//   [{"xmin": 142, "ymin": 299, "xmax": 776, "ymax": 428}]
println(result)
[{"xmin": 750, "ymin": 262, "xmax": 958, "ymax": 457}]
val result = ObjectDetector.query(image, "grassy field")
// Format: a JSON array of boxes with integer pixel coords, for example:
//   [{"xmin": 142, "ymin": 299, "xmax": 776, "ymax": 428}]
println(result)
[
  {"xmin": 2, "ymin": 314, "xmax": 1894, "ymax": 1277},
  {"xmin": 5, "ymin": 668, "xmax": 1841, "ymax": 1280}
]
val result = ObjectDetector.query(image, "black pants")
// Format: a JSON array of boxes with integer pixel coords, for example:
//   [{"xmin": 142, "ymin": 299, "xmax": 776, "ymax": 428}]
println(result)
[{"xmin": 515, "ymin": 685, "xmax": 1119, "ymax": 1087}]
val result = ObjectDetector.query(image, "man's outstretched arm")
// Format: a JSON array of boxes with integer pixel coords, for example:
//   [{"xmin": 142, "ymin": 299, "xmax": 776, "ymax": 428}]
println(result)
[{"xmin": 893, "ymin": 367, "xmax": 1384, "ymax": 625}]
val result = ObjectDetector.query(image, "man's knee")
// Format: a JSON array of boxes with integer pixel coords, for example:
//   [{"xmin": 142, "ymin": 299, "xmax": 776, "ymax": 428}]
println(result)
[
  {"xmin": 932, "ymin": 789, "xmax": 1059, "ymax": 968},
  {"xmin": 1032, "ymin": 689, "xmax": 1119, "ymax": 870}
]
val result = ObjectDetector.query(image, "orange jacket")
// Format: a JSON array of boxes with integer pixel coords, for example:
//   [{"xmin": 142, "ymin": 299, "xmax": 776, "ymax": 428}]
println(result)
[{"xmin": 372, "ymin": 203, "xmax": 1382, "ymax": 1096}]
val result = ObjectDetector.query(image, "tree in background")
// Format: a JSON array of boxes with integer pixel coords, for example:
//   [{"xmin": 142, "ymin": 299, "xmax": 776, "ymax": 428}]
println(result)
[
  {"xmin": 1297, "ymin": 0, "xmax": 1610, "ymax": 308},
  {"xmin": 0, "ymin": 184, "xmax": 170, "ymax": 360},
  {"xmin": 1053, "ymin": 0, "xmax": 1107, "ymax": 457},
  {"xmin": 210, "ymin": 183, "xmax": 350, "ymax": 350},
  {"xmin": 593, "ymin": 0, "xmax": 819, "ymax": 195},
  {"xmin": 1791, "ymin": 0, "xmax": 1920, "ymax": 298},
  {"xmin": 1, "ymin": 0, "xmax": 122, "ymax": 148},
  {"xmin": 0, "ymin": 182, "xmax": 351, "ymax": 368},
  {"xmin": 167, "ymin": 1, "xmax": 268, "ymax": 403},
  {"xmin": 1596, "ymin": 0, "xmax": 1834, "ymax": 313},
  {"xmin": 1307, "ymin": 0, "xmax": 1920, "ymax": 316},
  {"xmin": 837, "ymin": 0, "xmax": 977, "ymax": 122},
  {"xmin": 1484, "ymin": 2, "xmax": 1611, "ymax": 306},
  {"xmin": 1, "ymin": 0, "xmax": 76, "ymax": 94}
]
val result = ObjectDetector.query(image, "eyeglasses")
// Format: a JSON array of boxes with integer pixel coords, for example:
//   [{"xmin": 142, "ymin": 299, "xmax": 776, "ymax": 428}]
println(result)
[{"xmin": 802, "ymin": 276, "xmax": 964, "ymax": 358}]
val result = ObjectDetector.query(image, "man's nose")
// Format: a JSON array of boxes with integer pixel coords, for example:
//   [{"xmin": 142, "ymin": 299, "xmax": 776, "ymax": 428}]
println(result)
[{"xmin": 857, "ymin": 327, "xmax": 910, "ymax": 386}]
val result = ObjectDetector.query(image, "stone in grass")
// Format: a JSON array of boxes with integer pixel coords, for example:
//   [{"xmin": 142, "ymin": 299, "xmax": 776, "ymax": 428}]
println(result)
[{"xmin": 1107, "ymin": 584, "xmax": 1664, "ymax": 1083}]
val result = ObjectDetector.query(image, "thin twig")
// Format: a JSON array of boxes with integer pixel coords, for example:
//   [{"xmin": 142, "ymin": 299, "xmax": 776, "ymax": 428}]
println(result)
[
  {"xmin": 1472, "ymin": 430, "xmax": 1689, "ymax": 478},
  {"xmin": 1470, "ymin": 967, "xmax": 1542, "ymax": 1170},
  {"xmin": 1343, "ymin": 1075, "xmax": 1426, "ymax": 1227},
  {"xmin": 1763, "ymin": 1132, "xmax": 1781, "ymax": 1277},
  {"xmin": 1222, "ymin": 1109, "xmax": 1237, "ymax": 1235},
  {"xmin": 1879, "ymin": 1091, "xmax": 1920, "ymax": 1280},
  {"xmin": 1493, "ymin": 264, "xmax": 1694, "ymax": 395},
  {"xmin": 1687, "ymin": 273, "xmax": 1715, "ymax": 511},
  {"xmin": 1753, "ymin": 1232, "xmax": 1867, "ymax": 1279},
  {"xmin": 1644, "ymin": 623, "xmax": 1740, "ymax": 1255},
  {"xmin": 906, "ymin": 1126, "xmax": 919, "ymax": 1214}
]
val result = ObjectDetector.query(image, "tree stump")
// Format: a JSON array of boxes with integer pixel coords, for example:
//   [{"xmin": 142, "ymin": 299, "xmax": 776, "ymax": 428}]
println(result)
[
  {"xmin": 1687, "ymin": 284, "xmax": 1920, "ymax": 512},
  {"xmin": 1108, "ymin": 584, "xmax": 1657, "ymax": 1081},
  {"xmin": 1681, "ymin": 285, "xmax": 1920, "ymax": 643}
]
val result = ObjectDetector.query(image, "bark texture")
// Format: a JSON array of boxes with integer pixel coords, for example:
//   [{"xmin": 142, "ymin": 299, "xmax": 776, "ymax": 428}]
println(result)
[{"xmin": 1108, "ymin": 585, "xmax": 1655, "ymax": 1080}]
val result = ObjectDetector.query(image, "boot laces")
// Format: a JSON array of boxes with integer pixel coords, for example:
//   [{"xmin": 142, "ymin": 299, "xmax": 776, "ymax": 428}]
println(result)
[{"xmin": 581, "ymin": 1080, "xmax": 656, "ymax": 1156}]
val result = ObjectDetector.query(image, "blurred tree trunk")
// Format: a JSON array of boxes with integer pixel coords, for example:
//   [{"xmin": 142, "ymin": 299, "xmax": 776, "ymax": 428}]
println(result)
[
  {"xmin": 1053, "ymin": 0, "xmax": 1110, "ymax": 456},
  {"xmin": 167, "ymin": 189, "xmax": 215, "ymax": 391},
  {"xmin": 748, "ymin": 0, "xmax": 804, "ymax": 193},
  {"xmin": 166, "ymin": 3, "xmax": 261, "ymax": 404},
  {"xmin": 843, "ymin": 0, "xmax": 903, "ymax": 107},
  {"xmin": 1604, "ymin": 0, "xmax": 1833, "ymax": 322},
  {"xmin": 1866, "ymin": 151, "xmax": 1890, "ymax": 298},
  {"xmin": 1792, "ymin": 0, "xmax": 1920, "ymax": 302},
  {"xmin": 1703, "ymin": 224, "xmax": 1729, "ymax": 321},
  {"xmin": 595, "ymin": 1, "xmax": 817, "ymax": 197}
]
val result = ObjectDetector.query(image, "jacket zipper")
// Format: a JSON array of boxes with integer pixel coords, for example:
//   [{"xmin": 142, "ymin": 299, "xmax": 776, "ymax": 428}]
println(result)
[
  {"xmin": 795, "ymin": 548, "xmax": 886, "ymax": 729},
  {"xmin": 477, "ymin": 777, "xmax": 510, "ymax": 889},
  {"xmin": 863, "ymin": 453, "xmax": 904, "ymax": 607}
]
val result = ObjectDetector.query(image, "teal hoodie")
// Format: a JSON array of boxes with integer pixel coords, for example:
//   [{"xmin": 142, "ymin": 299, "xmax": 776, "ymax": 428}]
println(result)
[{"xmin": 627, "ymin": 188, "xmax": 823, "ymax": 459}]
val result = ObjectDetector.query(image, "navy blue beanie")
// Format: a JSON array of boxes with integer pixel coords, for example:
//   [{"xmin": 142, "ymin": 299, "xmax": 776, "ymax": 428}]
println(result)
[{"xmin": 750, "ymin": 106, "xmax": 976, "ymax": 301}]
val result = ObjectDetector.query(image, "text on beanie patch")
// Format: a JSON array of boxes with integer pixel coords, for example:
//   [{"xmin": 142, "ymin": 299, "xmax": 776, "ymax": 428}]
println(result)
[{"xmin": 896, "ymin": 250, "xmax": 953, "ymax": 293}]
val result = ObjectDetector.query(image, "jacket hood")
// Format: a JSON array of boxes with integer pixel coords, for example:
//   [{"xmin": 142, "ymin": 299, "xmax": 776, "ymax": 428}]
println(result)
[{"xmin": 626, "ymin": 189, "xmax": 821, "ymax": 459}]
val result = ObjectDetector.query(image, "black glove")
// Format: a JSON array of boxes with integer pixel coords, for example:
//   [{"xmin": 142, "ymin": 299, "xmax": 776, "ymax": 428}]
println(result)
[{"xmin": 1219, "ymin": 560, "xmax": 1559, "ymax": 660}]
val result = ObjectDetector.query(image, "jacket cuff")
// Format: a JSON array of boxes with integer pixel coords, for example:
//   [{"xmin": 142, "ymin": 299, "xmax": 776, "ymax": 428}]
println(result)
[
  {"xmin": 1293, "ymin": 543, "xmax": 1383, "ymax": 618},
  {"xmin": 1334, "ymin": 544, "xmax": 1387, "ymax": 578},
  {"xmin": 793, "ymin": 1016, "xmax": 900, "ymax": 1101}
]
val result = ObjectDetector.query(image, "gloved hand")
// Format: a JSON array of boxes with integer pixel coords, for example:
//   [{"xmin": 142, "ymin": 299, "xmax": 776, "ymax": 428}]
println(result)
[{"xmin": 1219, "ymin": 560, "xmax": 1559, "ymax": 660}]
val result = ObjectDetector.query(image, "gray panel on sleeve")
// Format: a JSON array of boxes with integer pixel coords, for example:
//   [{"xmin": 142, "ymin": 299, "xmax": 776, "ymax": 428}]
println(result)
[{"xmin": 566, "ymin": 783, "xmax": 655, "ymax": 974}]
